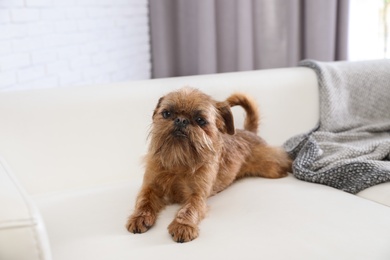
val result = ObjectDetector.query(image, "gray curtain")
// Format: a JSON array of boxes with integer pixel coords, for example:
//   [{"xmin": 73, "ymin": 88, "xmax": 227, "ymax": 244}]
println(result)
[{"xmin": 149, "ymin": 0, "xmax": 350, "ymax": 78}]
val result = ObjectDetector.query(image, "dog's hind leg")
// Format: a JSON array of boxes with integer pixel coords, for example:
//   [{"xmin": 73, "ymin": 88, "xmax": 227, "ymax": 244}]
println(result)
[{"xmin": 236, "ymin": 144, "xmax": 292, "ymax": 179}]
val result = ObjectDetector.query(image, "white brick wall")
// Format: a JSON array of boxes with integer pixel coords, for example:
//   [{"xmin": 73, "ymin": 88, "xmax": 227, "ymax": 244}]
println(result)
[{"xmin": 0, "ymin": 0, "xmax": 151, "ymax": 91}]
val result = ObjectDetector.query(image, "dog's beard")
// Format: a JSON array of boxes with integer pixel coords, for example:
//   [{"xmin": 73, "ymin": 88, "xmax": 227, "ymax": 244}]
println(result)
[{"xmin": 149, "ymin": 124, "xmax": 216, "ymax": 171}]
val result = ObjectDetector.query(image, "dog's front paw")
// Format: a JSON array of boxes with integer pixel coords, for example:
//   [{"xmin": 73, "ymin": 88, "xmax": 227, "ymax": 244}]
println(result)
[
  {"xmin": 168, "ymin": 220, "xmax": 199, "ymax": 243},
  {"xmin": 126, "ymin": 211, "xmax": 156, "ymax": 234}
]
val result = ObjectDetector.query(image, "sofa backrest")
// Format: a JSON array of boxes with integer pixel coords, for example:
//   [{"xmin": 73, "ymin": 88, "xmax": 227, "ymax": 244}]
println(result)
[{"xmin": 0, "ymin": 67, "xmax": 319, "ymax": 195}]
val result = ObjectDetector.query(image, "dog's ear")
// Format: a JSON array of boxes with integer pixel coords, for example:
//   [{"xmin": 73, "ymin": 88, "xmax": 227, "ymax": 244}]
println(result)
[
  {"xmin": 216, "ymin": 101, "xmax": 235, "ymax": 135},
  {"xmin": 152, "ymin": 97, "xmax": 164, "ymax": 118}
]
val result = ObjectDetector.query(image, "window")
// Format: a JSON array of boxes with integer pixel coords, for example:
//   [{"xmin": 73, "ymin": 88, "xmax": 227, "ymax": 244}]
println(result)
[{"xmin": 349, "ymin": 0, "xmax": 390, "ymax": 60}]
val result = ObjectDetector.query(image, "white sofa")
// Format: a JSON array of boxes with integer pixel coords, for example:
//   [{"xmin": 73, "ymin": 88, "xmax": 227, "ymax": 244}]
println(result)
[{"xmin": 1, "ymin": 67, "xmax": 390, "ymax": 260}]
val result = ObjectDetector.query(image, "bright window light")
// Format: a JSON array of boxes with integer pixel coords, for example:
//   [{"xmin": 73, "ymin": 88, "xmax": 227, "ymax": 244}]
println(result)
[{"xmin": 348, "ymin": 0, "xmax": 390, "ymax": 60}]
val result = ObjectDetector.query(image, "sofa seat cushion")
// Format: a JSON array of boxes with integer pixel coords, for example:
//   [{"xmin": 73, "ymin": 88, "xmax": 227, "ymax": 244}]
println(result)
[
  {"xmin": 33, "ymin": 175, "xmax": 390, "ymax": 260},
  {"xmin": 357, "ymin": 182, "xmax": 390, "ymax": 207}
]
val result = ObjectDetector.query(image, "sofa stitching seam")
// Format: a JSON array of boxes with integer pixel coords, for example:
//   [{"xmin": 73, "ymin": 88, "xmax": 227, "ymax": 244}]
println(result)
[{"xmin": 0, "ymin": 157, "xmax": 45, "ymax": 260}]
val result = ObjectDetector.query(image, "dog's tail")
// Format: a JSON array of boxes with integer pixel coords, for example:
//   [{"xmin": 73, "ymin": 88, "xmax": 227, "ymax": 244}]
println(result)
[{"xmin": 226, "ymin": 93, "xmax": 260, "ymax": 133}]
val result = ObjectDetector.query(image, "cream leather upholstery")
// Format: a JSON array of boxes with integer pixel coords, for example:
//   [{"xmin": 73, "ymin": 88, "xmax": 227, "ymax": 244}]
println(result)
[
  {"xmin": 0, "ymin": 157, "xmax": 51, "ymax": 260},
  {"xmin": 0, "ymin": 67, "xmax": 389, "ymax": 260}
]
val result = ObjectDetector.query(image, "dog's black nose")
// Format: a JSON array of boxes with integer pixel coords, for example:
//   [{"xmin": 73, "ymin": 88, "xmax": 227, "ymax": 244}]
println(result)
[{"xmin": 174, "ymin": 117, "xmax": 189, "ymax": 127}]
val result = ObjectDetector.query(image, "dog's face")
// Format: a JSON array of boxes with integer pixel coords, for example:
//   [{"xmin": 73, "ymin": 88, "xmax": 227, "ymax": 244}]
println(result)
[{"xmin": 149, "ymin": 88, "xmax": 235, "ymax": 170}]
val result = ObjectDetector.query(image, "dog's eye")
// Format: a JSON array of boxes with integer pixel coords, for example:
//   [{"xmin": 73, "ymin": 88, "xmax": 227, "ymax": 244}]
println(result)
[
  {"xmin": 196, "ymin": 117, "xmax": 207, "ymax": 126},
  {"xmin": 162, "ymin": 110, "xmax": 171, "ymax": 119}
]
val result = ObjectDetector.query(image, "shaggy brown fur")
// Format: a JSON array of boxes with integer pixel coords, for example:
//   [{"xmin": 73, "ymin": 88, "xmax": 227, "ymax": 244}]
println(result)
[{"xmin": 126, "ymin": 88, "xmax": 291, "ymax": 243}]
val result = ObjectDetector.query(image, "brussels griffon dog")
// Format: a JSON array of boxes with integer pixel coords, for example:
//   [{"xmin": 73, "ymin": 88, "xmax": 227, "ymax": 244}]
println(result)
[{"xmin": 126, "ymin": 87, "xmax": 291, "ymax": 243}]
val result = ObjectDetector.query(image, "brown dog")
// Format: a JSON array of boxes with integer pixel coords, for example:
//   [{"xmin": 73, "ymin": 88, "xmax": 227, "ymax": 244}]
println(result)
[{"xmin": 126, "ymin": 87, "xmax": 291, "ymax": 242}]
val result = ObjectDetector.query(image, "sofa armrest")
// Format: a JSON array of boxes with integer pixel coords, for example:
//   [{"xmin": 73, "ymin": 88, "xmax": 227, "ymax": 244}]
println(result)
[{"xmin": 0, "ymin": 156, "xmax": 52, "ymax": 260}]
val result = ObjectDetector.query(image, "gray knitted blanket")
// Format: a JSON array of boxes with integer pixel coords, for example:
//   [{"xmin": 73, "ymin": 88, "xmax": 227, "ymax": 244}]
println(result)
[{"xmin": 284, "ymin": 60, "xmax": 390, "ymax": 194}]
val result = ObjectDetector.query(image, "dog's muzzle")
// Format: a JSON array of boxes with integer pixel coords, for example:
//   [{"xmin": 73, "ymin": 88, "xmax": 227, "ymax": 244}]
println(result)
[
  {"xmin": 174, "ymin": 117, "xmax": 189, "ymax": 128},
  {"xmin": 172, "ymin": 117, "xmax": 189, "ymax": 138}
]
